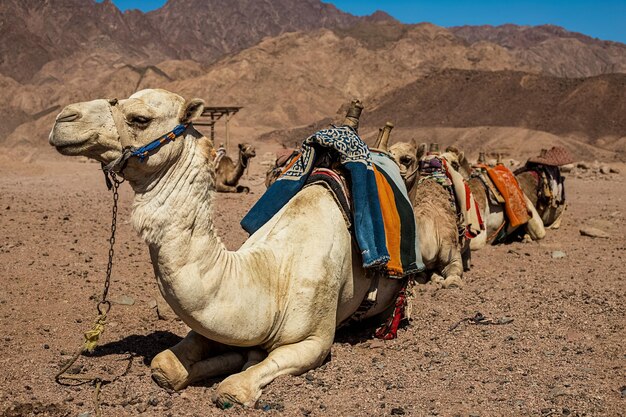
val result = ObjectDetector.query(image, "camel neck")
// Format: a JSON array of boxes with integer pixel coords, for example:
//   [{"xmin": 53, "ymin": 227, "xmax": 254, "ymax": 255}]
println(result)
[
  {"xmin": 130, "ymin": 133, "xmax": 226, "ymax": 289},
  {"xmin": 235, "ymin": 151, "xmax": 248, "ymax": 177}
]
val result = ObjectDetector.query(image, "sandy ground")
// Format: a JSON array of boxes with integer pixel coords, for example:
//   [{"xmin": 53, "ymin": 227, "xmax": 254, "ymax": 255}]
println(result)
[{"xmin": 0, "ymin": 148, "xmax": 624, "ymax": 417}]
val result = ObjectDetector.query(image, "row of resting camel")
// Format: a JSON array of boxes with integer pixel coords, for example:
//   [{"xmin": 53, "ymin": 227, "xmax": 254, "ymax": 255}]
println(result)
[
  {"xmin": 48, "ymin": 89, "xmax": 566, "ymax": 408},
  {"xmin": 386, "ymin": 138, "xmax": 557, "ymax": 289}
]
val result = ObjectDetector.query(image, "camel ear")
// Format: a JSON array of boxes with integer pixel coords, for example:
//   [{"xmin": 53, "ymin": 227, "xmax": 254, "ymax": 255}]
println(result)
[
  {"xmin": 459, "ymin": 151, "xmax": 465, "ymax": 161},
  {"xmin": 416, "ymin": 143, "xmax": 427, "ymax": 159},
  {"xmin": 181, "ymin": 98, "xmax": 205, "ymax": 124}
]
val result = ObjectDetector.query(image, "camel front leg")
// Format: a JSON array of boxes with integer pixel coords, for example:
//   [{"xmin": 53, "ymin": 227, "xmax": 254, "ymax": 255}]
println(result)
[
  {"xmin": 151, "ymin": 330, "xmax": 246, "ymax": 391},
  {"xmin": 216, "ymin": 182, "xmax": 240, "ymax": 193},
  {"xmin": 524, "ymin": 195, "xmax": 546, "ymax": 241},
  {"xmin": 212, "ymin": 336, "xmax": 332, "ymax": 408}
]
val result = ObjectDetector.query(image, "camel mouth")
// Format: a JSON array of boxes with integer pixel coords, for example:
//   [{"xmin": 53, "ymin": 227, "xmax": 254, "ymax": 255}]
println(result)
[
  {"xmin": 49, "ymin": 131, "xmax": 93, "ymax": 155},
  {"xmin": 53, "ymin": 139, "xmax": 90, "ymax": 155}
]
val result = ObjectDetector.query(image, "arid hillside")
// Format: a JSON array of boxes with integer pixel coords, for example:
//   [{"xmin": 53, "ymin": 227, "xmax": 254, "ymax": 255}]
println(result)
[
  {"xmin": 450, "ymin": 24, "xmax": 626, "ymax": 78},
  {"xmin": 0, "ymin": 0, "xmax": 365, "ymax": 83},
  {"xmin": 261, "ymin": 69, "xmax": 626, "ymax": 161},
  {"xmin": 1, "ymin": 2, "xmax": 625, "ymax": 160},
  {"xmin": 361, "ymin": 69, "xmax": 626, "ymax": 140}
]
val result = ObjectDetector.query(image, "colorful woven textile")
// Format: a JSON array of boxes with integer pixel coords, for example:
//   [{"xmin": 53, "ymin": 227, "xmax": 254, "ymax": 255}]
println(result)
[
  {"xmin": 241, "ymin": 126, "xmax": 423, "ymax": 277},
  {"xmin": 484, "ymin": 164, "xmax": 531, "ymax": 228},
  {"xmin": 371, "ymin": 151, "xmax": 423, "ymax": 277}
]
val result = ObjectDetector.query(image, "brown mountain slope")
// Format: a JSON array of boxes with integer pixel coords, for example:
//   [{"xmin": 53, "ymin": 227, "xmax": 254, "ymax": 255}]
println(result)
[
  {"xmin": 0, "ymin": 0, "xmax": 172, "ymax": 82},
  {"xmin": 361, "ymin": 69, "xmax": 626, "ymax": 141},
  {"xmin": 451, "ymin": 24, "xmax": 626, "ymax": 77},
  {"xmin": 146, "ymin": 0, "xmax": 365, "ymax": 61},
  {"xmin": 165, "ymin": 24, "xmax": 533, "ymax": 135},
  {"xmin": 0, "ymin": 0, "xmax": 380, "ymax": 83}
]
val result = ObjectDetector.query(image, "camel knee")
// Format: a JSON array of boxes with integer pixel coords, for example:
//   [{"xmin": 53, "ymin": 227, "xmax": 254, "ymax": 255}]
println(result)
[
  {"xmin": 216, "ymin": 183, "xmax": 238, "ymax": 193},
  {"xmin": 151, "ymin": 349, "xmax": 190, "ymax": 391}
]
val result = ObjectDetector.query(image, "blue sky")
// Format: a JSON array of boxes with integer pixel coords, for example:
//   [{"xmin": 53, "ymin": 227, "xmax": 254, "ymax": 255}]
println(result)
[{"xmin": 107, "ymin": 0, "xmax": 626, "ymax": 43}]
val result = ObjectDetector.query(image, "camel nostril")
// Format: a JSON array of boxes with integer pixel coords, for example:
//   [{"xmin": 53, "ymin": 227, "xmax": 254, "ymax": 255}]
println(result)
[{"xmin": 56, "ymin": 109, "xmax": 81, "ymax": 123}]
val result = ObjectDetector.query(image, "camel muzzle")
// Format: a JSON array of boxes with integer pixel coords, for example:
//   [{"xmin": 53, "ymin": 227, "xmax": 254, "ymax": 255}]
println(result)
[{"xmin": 55, "ymin": 108, "xmax": 82, "ymax": 123}]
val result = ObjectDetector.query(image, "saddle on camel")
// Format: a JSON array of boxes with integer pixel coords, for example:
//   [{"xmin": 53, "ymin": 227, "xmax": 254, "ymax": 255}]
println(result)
[
  {"xmin": 244, "ymin": 100, "xmax": 425, "ymax": 338},
  {"xmin": 515, "ymin": 146, "xmax": 574, "ymax": 229},
  {"xmin": 445, "ymin": 147, "xmax": 545, "ymax": 245}
]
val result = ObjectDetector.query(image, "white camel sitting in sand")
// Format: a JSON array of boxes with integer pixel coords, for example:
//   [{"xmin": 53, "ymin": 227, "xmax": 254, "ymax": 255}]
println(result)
[
  {"xmin": 49, "ymin": 89, "xmax": 405, "ymax": 408},
  {"xmin": 440, "ymin": 147, "xmax": 545, "ymax": 250},
  {"xmin": 383, "ymin": 136, "xmax": 464, "ymax": 288}
]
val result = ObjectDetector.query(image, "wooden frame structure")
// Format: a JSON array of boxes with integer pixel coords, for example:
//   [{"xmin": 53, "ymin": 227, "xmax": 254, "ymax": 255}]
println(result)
[{"xmin": 195, "ymin": 106, "xmax": 242, "ymax": 150}]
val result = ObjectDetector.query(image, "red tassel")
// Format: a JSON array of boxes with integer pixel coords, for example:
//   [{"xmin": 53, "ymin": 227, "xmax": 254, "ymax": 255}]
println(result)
[{"xmin": 375, "ymin": 288, "xmax": 407, "ymax": 340}]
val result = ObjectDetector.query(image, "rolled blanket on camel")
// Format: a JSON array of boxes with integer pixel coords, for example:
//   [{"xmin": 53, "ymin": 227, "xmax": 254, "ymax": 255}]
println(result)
[{"xmin": 241, "ymin": 125, "xmax": 424, "ymax": 278}]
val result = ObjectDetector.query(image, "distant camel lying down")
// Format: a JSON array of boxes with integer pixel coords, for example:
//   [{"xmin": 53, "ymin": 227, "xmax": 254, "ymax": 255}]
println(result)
[
  {"xmin": 49, "ymin": 89, "xmax": 406, "ymax": 408},
  {"xmin": 515, "ymin": 147, "xmax": 572, "ymax": 229},
  {"xmin": 441, "ymin": 147, "xmax": 545, "ymax": 250},
  {"xmin": 215, "ymin": 143, "xmax": 256, "ymax": 193}
]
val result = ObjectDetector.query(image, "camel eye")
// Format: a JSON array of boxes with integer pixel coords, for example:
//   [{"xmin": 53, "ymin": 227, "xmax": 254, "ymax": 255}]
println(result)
[
  {"xmin": 400, "ymin": 156, "xmax": 413, "ymax": 165},
  {"xmin": 128, "ymin": 115, "xmax": 152, "ymax": 128}
]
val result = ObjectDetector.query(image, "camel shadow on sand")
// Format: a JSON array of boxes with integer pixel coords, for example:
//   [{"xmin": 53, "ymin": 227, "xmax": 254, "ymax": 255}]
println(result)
[{"xmin": 89, "ymin": 331, "xmax": 182, "ymax": 366}]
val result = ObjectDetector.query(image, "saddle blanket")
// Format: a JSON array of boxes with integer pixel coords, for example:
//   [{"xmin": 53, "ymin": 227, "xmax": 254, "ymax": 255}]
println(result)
[
  {"xmin": 241, "ymin": 126, "xmax": 424, "ymax": 278},
  {"xmin": 484, "ymin": 164, "xmax": 531, "ymax": 228}
]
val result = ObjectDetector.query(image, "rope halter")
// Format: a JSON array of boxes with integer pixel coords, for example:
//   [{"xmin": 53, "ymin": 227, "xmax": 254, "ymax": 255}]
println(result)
[{"xmin": 103, "ymin": 98, "xmax": 189, "ymax": 174}]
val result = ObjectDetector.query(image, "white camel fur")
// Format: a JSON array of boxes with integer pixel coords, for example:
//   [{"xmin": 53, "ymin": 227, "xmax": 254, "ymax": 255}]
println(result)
[{"xmin": 48, "ymin": 89, "xmax": 404, "ymax": 408}]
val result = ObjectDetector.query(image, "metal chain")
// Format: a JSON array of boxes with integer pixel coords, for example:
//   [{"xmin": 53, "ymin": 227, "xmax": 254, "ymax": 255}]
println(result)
[
  {"xmin": 98, "ymin": 172, "xmax": 123, "ymax": 316},
  {"xmin": 55, "ymin": 170, "xmax": 128, "ymax": 417}
]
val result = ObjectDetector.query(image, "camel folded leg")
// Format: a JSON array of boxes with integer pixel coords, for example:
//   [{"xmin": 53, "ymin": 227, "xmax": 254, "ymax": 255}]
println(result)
[
  {"xmin": 434, "ymin": 245, "xmax": 464, "ymax": 289},
  {"xmin": 547, "ymin": 204, "xmax": 566, "ymax": 229},
  {"xmin": 524, "ymin": 195, "xmax": 546, "ymax": 241},
  {"xmin": 151, "ymin": 330, "xmax": 246, "ymax": 391},
  {"xmin": 212, "ymin": 336, "xmax": 332, "ymax": 408},
  {"xmin": 216, "ymin": 183, "xmax": 249, "ymax": 193}
]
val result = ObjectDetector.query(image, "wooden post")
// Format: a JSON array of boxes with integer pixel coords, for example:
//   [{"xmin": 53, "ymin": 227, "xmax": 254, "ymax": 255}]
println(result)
[
  {"xmin": 225, "ymin": 112, "xmax": 231, "ymax": 152},
  {"xmin": 210, "ymin": 113, "xmax": 215, "ymax": 142}
]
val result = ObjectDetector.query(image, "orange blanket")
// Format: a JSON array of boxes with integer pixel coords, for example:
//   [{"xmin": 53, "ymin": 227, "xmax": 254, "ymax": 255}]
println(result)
[{"xmin": 485, "ymin": 164, "xmax": 530, "ymax": 228}]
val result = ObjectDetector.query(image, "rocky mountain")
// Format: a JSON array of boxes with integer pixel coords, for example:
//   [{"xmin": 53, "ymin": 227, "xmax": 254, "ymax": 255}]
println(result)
[
  {"xmin": 1, "ymin": 1, "xmax": 625, "ymax": 159},
  {"xmin": 361, "ymin": 69, "xmax": 626, "ymax": 140},
  {"xmin": 0, "ymin": 0, "xmax": 373, "ymax": 83},
  {"xmin": 450, "ymin": 24, "xmax": 626, "ymax": 77},
  {"xmin": 145, "ymin": 0, "xmax": 365, "ymax": 62}
]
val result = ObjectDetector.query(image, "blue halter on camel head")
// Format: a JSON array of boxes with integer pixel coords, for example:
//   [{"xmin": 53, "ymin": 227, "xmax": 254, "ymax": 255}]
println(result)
[{"xmin": 101, "ymin": 98, "xmax": 189, "ymax": 178}]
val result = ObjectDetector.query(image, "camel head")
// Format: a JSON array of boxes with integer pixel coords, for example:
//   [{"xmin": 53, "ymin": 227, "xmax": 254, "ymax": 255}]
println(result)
[
  {"xmin": 49, "ymin": 89, "xmax": 205, "ymax": 181},
  {"xmin": 388, "ymin": 140, "xmax": 426, "ymax": 190},
  {"xmin": 238, "ymin": 143, "xmax": 256, "ymax": 159},
  {"xmin": 442, "ymin": 145, "xmax": 472, "ymax": 178},
  {"xmin": 389, "ymin": 140, "xmax": 427, "ymax": 176},
  {"xmin": 389, "ymin": 141, "xmax": 417, "ymax": 178}
]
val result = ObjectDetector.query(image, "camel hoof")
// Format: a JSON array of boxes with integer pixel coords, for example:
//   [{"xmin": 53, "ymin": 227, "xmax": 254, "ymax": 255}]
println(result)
[
  {"xmin": 213, "ymin": 375, "xmax": 261, "ymax": 408},
  {"xmin": 150, "ymin": 349, "xmax": 190, "ymax": 391},
  {"xmin": 442, "ymin": 275, "xmax": 463, "ymax": 289},
  {"xmin": 429, "ymin": 273, "xmax": 444, "ymax": 286},
  {"xmin": 236, "ymin": 185, "xmax": 250, "ymax": 193}
]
